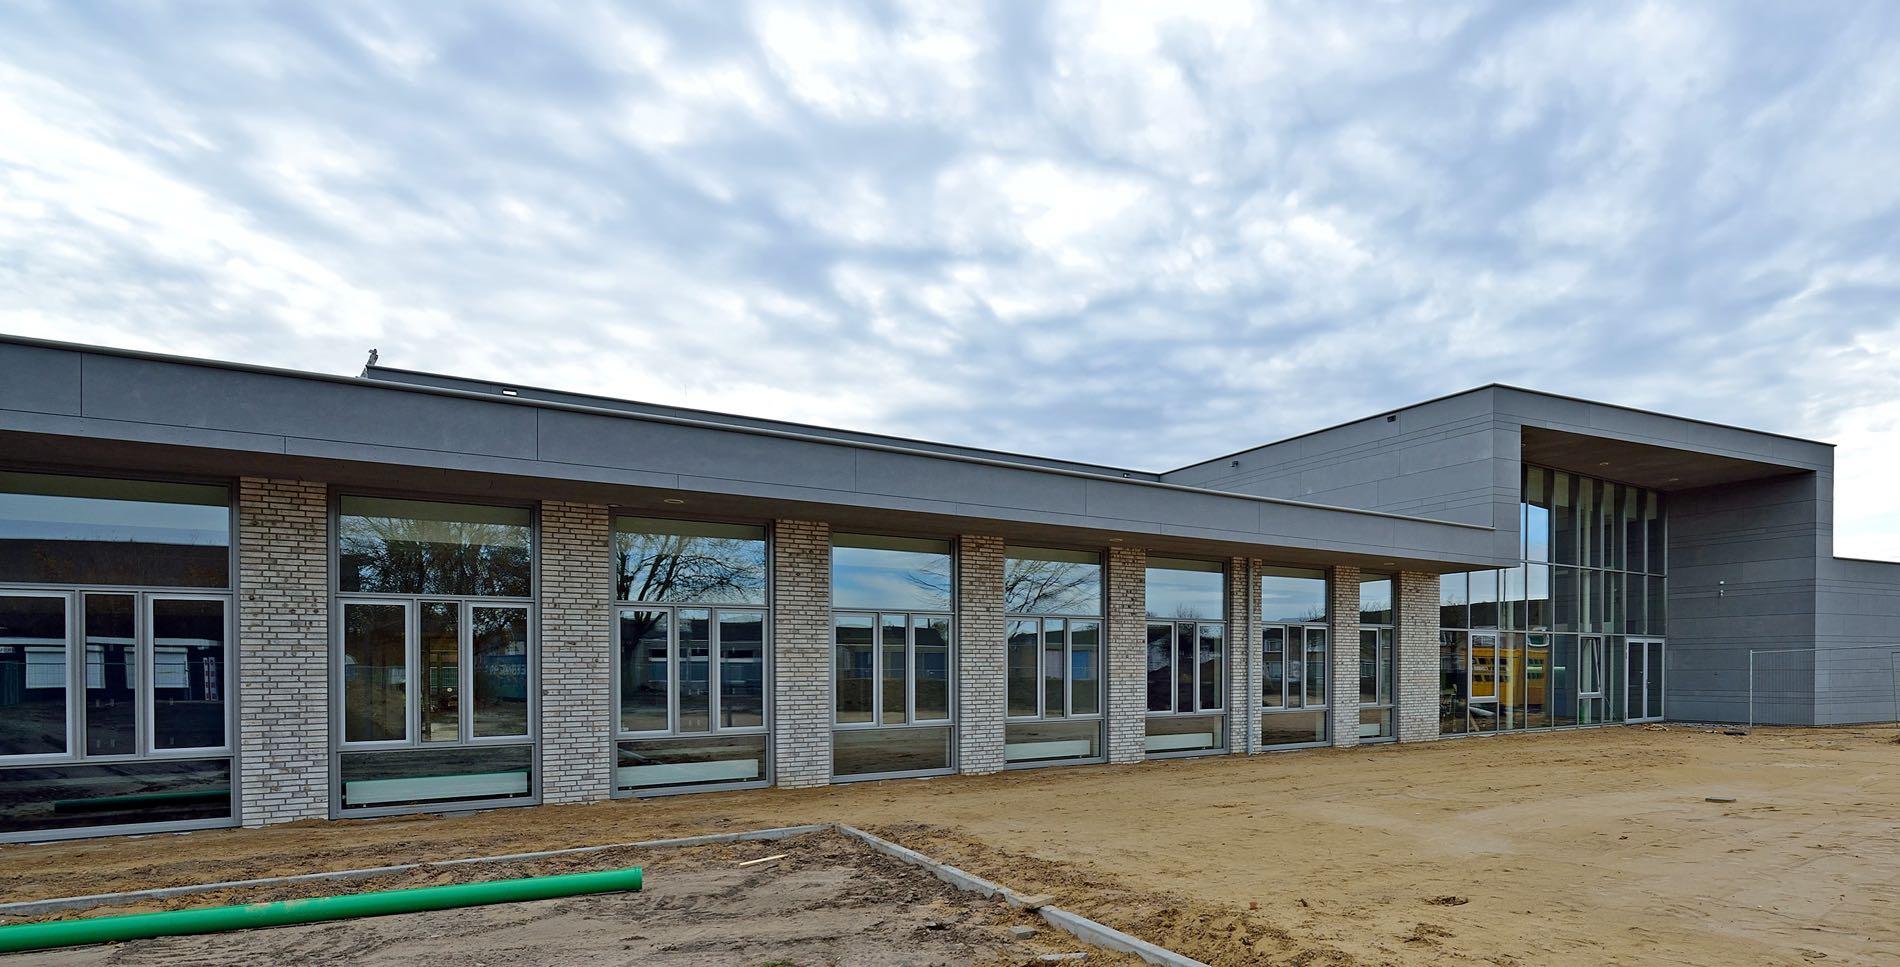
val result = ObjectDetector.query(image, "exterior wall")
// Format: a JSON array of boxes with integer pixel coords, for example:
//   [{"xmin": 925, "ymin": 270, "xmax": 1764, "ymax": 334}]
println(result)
[
  {"xmin": 772, "ymin": 520, "xmax": 832, "ymax": 787},
  {"xmin": 1105, "ymin": 545, "xmax": 1147, "ymax": 764},
  {"xmin": 1166, "ymin": 390, "xmax": 1507, "ymax": 529},
  {"xmin": 1815, "ymin": 556, "xmax": 1900, "ymax": 725},
  {"xmin": 236, "ymin": 478, "xmax": 330, "ymax": 826},
  {"xmin": 957, "ymin": 535, "xmax": 1006, "ymax": 774},
  {"xmin": 1225, "ymin": 557, "xmax": 1252, "ymax": 753},
  {"xmin": 1241, "ymin": 559, "xmax": 1266, "ymax": 753},
  {"xmin": 1396, "ymin": 571, "xmax": 1440, "ymax": 742},
  {"xmin": 1668, "ymin": 475, "xmax": 1823, "ymax": 724},
  {"xmin": 538, "ymin": 501, "xmax": 612, "ymax": 804},
  {"xmin": 1327, "ymin": 566, "xmax": 1363, "ymax": 748}
]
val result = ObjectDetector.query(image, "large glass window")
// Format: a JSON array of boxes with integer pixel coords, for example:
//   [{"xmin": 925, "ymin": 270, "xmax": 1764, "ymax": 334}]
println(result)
[
  {"xmin": 1261, "ymin": 621, "xmax": 1328, "ymax": 748},
  {"xmin": 335, "ymin": 496, "xmax": 534, "ymax": 815},
  {"xmin": 0, "ymin": 472, "xmax": 229, "ymax": 589},
  {"xmin": 1441, "ymin": 466, "xmax": 1667, "ymax": 737},
  {"xmin": 1004, "ymin": 547, "xmax": 1102, "ymax": 767},
  {"xmin": 0, "ymin": 473, "xmax": 236, "ymax": 842},
  {"xmin": 1259, "ymin": 568, "xmax": 1326, "ymax": 624},
  {"xmin": 612, "ymin": 518, "xmax": 769, "ymax": 794},
  {"xmin": 831, "ymin": 535, "xmax": 954, "ymax": 779},
  {"xmin": 1144, "ymin": 559, "xmax": 1225, "ymax": 757},
  {"xmin": 338, "ymin": 496, "xmax": 531, "ymax": 597},
  {"xmin": 613, "ymin": 517, "xmax": 768, "ymax": 605},
  {"xmin": 1354, "ymin": 571, "xmax": 1395, "ymax": 741}
]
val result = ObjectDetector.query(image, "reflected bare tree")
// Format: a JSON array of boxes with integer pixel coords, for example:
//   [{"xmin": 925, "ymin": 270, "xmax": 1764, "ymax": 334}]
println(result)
[
  {"xmin": 340, "ymin": 517, "xmax": 531, "ymax": 596},
  {"xmin": 616, "ymin": 533, "xmax": 766, "ymax": 603},
  {"xmin": 1003, "ymin": 558, "xmax": 1100, "ymax": 614}
]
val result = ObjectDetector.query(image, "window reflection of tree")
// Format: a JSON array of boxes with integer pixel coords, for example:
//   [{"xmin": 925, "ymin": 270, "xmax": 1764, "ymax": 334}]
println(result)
[
  {"xmin": 340, "ymin": 517, "xmax": 531, "ymax": 596},
  {"xmin": 616, "ymin": 534, "xmax": 764, "ymax": 604},
  {"xmin": 1003, "ymin": 558, "xmax": 1099, "ymax": 614}
]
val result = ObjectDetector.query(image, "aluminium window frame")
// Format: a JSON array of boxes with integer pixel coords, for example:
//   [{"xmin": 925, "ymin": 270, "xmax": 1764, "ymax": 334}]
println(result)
[
  {"xmin": 327, "ymin": 489, "xmax": 541, "ymax": 820},
  {"xmin": 607, "ymin": 512, "xmax": 774, "ymax": 799},
  {"xmin": 1257, "ymin": 622, "xmax": 1330, "ymax": 752},
  {"xmin": 1002, "ymin": 614, "xmax": 1107, "ymax": 770},
  {"xmin": 1144, "ymin": 618, "xmax": 1229, "ymax": 760},
  {"xmin": 0, "ymin": 465, "xmax": 240, "ymax": 843},
  {"xmin": 828, "ymin": 534, "xmax": 959, "ymax": 784}
]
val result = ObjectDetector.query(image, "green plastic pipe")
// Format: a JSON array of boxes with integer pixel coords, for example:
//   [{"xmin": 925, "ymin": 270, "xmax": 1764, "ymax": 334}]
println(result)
[{"xmin": 0, "ymin": 865, "xmax": 643, "ymax": 954}]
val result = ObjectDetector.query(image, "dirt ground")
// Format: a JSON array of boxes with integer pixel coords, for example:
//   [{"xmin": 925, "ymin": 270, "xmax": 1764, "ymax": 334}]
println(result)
[
  {"xmin": 5, "ymin": 725, "xmax": 1900, "ymax": 966},
  {"xmin": 5, "ymin": 832, "xmax": 1121, "ymax": 966}
]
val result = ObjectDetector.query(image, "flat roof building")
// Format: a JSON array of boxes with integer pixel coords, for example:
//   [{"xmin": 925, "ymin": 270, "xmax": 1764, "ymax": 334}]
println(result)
[{"xmin": 1, "ymin": 334, "xmax": 1895, "ymax": 842}]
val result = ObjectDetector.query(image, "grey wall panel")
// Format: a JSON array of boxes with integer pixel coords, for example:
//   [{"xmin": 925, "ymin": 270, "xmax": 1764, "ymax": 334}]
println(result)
[
  {"xmin": 536, "ymin": 409, "xmax": 859, "ymax": 491},
  {"xmin": 0, "ymin": 342, "xmax": 82, "ymax": 417},
  {"xmin": 81, "ymin": 353, "xmax": 541, "ymax": 459}
]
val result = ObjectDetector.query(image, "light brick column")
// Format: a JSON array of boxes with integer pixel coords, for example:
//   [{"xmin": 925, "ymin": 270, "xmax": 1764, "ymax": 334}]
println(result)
[
  {"xmin": 1225, "ymin": 556, "xmax": 1252, "ymax": 754},
  {"xmin": 957, "ymin": 535, "xmax": 1007, "ymax": 775},
  {"xmin": 1396, "ymin": 571, "xmax": 1441, "ymax": 742},
  {"xmin": 1243, "ymin": 559, "xmax": 1267, "ymax": 753},
  {"xmin": 772, "ymin": 520, "xmax": 832, "ymax": 788},
  {"xmin": 236, "ymin": 478, "xmax": 330, "ymax": 826},
  {"xmin": 1329, "ymin": 566, "xmax": 1363, "ymax": 748},
  {"xmin": 1105, "ymin": 545, "xmax": 1148, "ymax": 764},
  {"xmin": 539, "ymin": 501, "xmax": 613, "ymax": 805}
]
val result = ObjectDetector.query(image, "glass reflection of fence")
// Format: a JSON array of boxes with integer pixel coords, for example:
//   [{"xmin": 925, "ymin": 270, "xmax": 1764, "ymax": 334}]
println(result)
[{"xmin": 1749, "ymin": 646, "xmax": 1900, "ymax": 728}]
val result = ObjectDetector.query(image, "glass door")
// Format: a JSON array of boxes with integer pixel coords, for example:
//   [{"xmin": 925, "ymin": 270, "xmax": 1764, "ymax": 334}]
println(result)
[{"xmin": 1626, "ymin": 638, "xmax": 1665, "ymax": 722}]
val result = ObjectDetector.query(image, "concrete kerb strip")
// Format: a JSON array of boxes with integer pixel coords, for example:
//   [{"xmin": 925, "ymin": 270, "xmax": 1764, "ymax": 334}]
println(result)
[
  {"xmin": 3, "ymin": 820, "xmax": 1209, "ymax": 966},
  {"xmin": 834, "ymin": 824, "xmax": 1209, "ymax": 967},
  {"xmin": 0, "ymin": 824, "xmax": 831, "ymax": 918}
]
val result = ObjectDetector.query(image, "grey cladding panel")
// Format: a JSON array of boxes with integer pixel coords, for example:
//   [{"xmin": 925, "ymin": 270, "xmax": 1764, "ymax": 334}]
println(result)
[
  {"xmin": 852, "ymin": 448, "xmax": 1091, "ymax": 514},
  {"xmin": 536, "ymin": 409, "xmax": 858, "ymax": 491},
  {"xmin": 0, "ymin": 343, "xmax": 82, "ymax": 417},
  {"xmin": 81, "ymin": 354, "xmax": 540, "ymax": 459}
]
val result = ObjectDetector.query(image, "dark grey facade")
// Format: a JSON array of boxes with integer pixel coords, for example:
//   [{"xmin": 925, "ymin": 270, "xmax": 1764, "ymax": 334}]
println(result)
[{"xmin": 2, "ymin": 334, "xmax": 1896, "ymax": 842}]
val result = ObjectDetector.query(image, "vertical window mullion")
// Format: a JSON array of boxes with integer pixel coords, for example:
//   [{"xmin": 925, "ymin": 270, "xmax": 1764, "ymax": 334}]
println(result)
[{"xmin": 708, "ymin": 608, "xmax": 722, "ymax": 734}]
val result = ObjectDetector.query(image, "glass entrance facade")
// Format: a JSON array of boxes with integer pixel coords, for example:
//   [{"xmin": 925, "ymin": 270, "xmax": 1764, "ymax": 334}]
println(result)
[{"xmin": 1439, "ymin": 466, "xmax": 1667, "ymax": 735}]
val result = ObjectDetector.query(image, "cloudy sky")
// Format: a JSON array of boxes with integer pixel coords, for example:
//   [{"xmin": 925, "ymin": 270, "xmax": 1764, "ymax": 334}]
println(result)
[{"xmin": 3, "ymin": 2, "xmax": 1899, "ymax": 556}]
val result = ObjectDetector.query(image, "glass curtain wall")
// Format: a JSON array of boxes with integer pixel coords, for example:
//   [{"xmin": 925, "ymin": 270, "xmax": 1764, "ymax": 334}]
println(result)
[
  {"xmin": 1358, "ymin": 575, "xmax": 1396, "ymax": 740},
  {"xmin": 1438, "ymin": 465, "xmax": 1667, "ymax": 735},
  {"xmin": 1003, "ymin": 547, "xmax": 1104, "ymax": 767},
  {"xmin": 831, "ymin": 535, "xmax": 954, "ymax": 779},
  {"xmin": 0, "ymin": 471, "xmax": 235, "ymax": 840},
  {"xmin": 1144, "ymin": 558, "xmax": 1226, "ymax": 756},
  {"xmin": 1258, "ymin": 567, "xmax": 1328, "ymax": 748},
  {"xmin": 613, "ymin": 517, "xmax": 769, "ymax": 794},
  {"xmin": 334, "ymin": 496, "xmax": 535, "ymax": 814}
]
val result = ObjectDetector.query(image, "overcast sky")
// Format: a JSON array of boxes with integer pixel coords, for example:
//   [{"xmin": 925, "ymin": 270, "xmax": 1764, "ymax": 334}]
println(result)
[{"xmin": 3, "ymin": 2, "xmax": 1899, "ymax": 557}]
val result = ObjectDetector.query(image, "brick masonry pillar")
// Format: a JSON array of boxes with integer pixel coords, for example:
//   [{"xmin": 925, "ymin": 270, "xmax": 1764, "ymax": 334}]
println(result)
[
  {"xmin": 772, "ymin": 520, "xmax": 832, "ymax": 788},
  {"xmin": 1225, "ymin": 556, "xmax": 1252, "ymax": 754},
  {"xmin": 957, "ymin": 535, "xmax": 1006, "ymax": 775},
  {"xmin": 1105, "ymin": 545, "xmax": 1147, "ymax": 764},
  {"xmin": 1242, "ymin": 558, "xmax": 1266, "ymax": 753},
  {"xmin": 236, "ymin": 478, "xmax": 330, "ymax": 826},
  {"xmin": 1397, "ymin": 571, "xmax": 1441, "ymax": 742},
  {"xmin": 539, "ymin": 501, "xmax": 612, "ymax": 805},
  {"xmin": 1328, "ymin": 565, "xmax": 1363, "ymax": 748}
]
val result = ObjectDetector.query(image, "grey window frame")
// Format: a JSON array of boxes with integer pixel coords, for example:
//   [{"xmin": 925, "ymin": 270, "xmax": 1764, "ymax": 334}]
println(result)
[
  {"xmin": 0, "ymin": 467, "xmax": 240, "ymax": 844},
  {"xmin": 1258, "ymin": 622, "xmax": 1329, "ymax": 751},
  {"xmin": 828, "ymin": 534, "xmax": 958, "ymax": 784},
  {"xmin": 1002, "ymin": 546, "xmax": 1106, "ymax": 770},
  {"xmin": 328, "ymin": 490, "xmax": 540, "ymax": 820}
]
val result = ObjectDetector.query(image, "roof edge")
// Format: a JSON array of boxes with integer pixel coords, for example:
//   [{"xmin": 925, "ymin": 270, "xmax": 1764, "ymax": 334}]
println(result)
[{"xmin": 0, "ymin": 333, "xmax": 1496, "ymax": 534}]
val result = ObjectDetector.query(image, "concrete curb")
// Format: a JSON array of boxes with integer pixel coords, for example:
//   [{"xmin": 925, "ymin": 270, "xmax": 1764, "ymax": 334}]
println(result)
[
  {"xmin": 835, "ymin": 824, "xmax": 1208, "ymax": 967},
  {"xmin": 0, "ymin": 824, "xmax": 830, "ymax": 918}
]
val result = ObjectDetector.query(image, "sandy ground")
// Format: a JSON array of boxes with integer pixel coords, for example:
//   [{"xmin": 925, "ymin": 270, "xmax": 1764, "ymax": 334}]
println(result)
[
  {"xmin": 5, "ymin": 832, "xmax": 1122, "ymax": 966},
  {"xmin": 5, "ymin": 725, "xmax": 1899, "ymax": 965}
]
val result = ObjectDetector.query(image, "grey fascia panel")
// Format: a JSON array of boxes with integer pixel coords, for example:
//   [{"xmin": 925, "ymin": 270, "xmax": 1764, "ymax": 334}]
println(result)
[
  {"xmin": 0, "ymin": 342, "xmax": 83, "ymax": 417},
  {"xmin": 81, "ymin": 353, "xmax": 541, "ymax": 460}
]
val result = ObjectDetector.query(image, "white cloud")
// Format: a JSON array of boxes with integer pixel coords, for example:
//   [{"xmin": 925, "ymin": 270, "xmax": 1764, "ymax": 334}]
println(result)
[{"xmin": 1, "ymin": 0, "xmax": 1899, "ymax": 557}]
